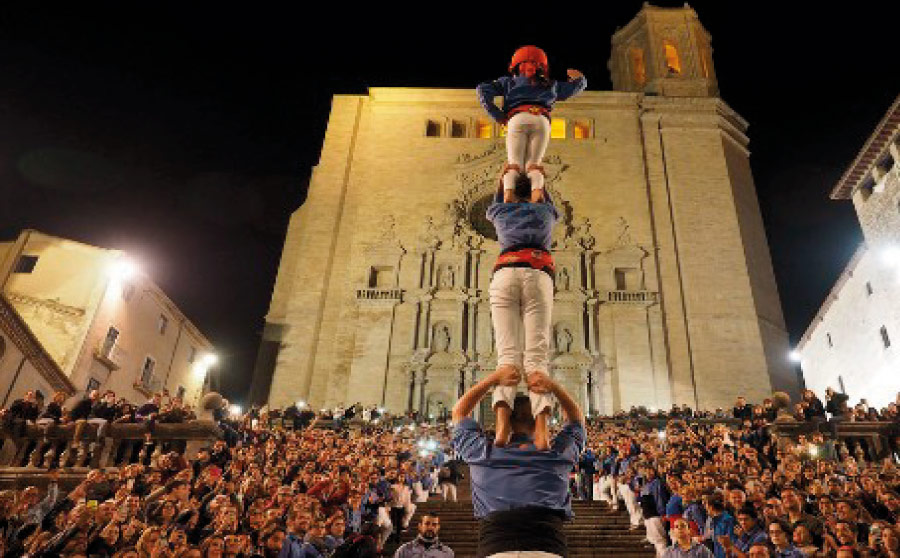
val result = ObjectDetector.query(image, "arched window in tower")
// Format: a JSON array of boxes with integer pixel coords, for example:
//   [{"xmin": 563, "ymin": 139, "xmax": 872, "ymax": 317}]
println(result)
[
  {"xmin": 663, "ymin": 41, "xmax": 681, "ymax": 75},
  {"xmin": 629, "ymin": 47, "xmax": 646, "ymax": 86},
  {"xmin": 700, "ymin": 46, "xmax": 712, "ymax": 78}
]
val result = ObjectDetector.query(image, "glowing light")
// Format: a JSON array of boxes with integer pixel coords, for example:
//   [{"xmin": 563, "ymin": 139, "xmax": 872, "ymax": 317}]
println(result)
[
  {"xmin": 881, "ymin": 246, "xmax": 900, "ymax": 267},
  {"xmin": 809, "ymin": 445, "xmax": 819, "ymax": 458},
  {"xmin": 109, "ymin": 259, "xmax": 138, "ymax": 282},
  {"xmin": 418, "ymin": 450, "xmax": 429, "ymax": 457},
  {"xmin": 228, "ymin": 404, "xmax": 242, "ymax": 417},
  {"xmin": 426, "ymin": 440, "xmax": 438, "ymax": 451},
  {"xmin": 202, "ymin": 354, "xmax": 218, "ymax": 367},
  {"xmin": 789, "ymin": 350, "xmax": 802, "ymax": 363},
  {"xmin": 296, "ymin": 400, "xmax": 307, "ymax": 408},
  {"xmin": 417, "ymin": 440, "xmax": 426, "ymax": 448},
  {"xmin": 657, "ymin": 430, "xmax": 667, "ymax": 440}
]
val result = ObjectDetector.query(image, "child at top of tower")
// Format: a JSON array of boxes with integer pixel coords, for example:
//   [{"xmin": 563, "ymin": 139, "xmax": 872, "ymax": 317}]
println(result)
[{"xmin": 476, "ymin": 45, "xmax": 587, "ymax": 203}]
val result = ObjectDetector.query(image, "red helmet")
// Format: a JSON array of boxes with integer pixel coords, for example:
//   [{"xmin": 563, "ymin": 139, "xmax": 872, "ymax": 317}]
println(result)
[{"xmin": 509, "ymin": 45, "xmax": 549, "ymax": 75}]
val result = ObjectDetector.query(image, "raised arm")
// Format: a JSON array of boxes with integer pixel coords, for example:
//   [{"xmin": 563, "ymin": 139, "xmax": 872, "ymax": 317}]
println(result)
[
  {"xmin": 555, "ymin": 69, "xmax": 587, "ymax": 102},
  {"xmin": 451, "ymin": 367, "xmax": 520, "ymax": 424}
]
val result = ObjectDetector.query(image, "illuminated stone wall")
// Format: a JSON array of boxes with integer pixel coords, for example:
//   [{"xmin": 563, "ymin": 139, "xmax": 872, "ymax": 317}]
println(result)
[{"xmin": 261, "ymin": 6, "xmax": 795, "ymax": 414}]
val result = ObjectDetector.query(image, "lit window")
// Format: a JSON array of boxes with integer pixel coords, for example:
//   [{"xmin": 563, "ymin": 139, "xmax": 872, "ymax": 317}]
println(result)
[
  {"xmin": 550, "ymin": 118, "xmax": 566, "ymax": 139},
  {"xmin": 13, "ymin": 255, "xmax": 38, "ymax": 274},
  {"xmin": 476, "ymin": 120, "xmax": 493, "ymax": 139},
  {"xmin": 450, "ymin": 120, "xmax": 466, "ymax": 138},
  {"xmin": 158, "ymin": 314, "xmax": 169, "ymax": 335},
  {"xmin": 630, "ymin": 47, "xmax": 646, "ymax": 86},
  {"xmin": 499, "ymin": 124, "xmax": 507, "ymax": 138},
  {"xmin": 425, "ymin": 120, "xmax": 441, "ymax": 137},
  {"xmin": 573, "ymin": 120, "xmax": 591, "ymax": 139},
  {"xmin": 880, "ymin": 326, "xmax": 891, "ymax": 349},
  {"xmin": 664, "ymin": 42, "xmax": 681, "ymax": 75}
]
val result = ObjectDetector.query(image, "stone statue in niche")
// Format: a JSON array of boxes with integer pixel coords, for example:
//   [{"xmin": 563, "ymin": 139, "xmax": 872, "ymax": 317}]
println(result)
[
  {"xmin": 434, "ymin": 325, "xmax": 451, "ymax": 352},
  {"xmin": 439, "ymin": 265, "xmax": 455, "ymax": 289},
  {"xmin": 557, "ymin": 267, "xmax": 570, "ymax": 291},
  {"xmin": 555, "ymin": 326, "xmax": 573, "ymax": 354}
]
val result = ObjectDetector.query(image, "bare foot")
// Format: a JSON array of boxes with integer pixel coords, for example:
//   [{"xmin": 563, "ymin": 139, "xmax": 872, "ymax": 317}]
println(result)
[
  {"xmin": 530, "ymin": 188, "xmax": 544, "ymax": 203},
  {"xmin": 503, "ymin": 190, "xmax": 515, "ymax": 203},
  {"xmin": 494, "ymin": 402, "xmax": 512, "ymax": 447},
  {"xmin": 534, "ymin": 409, "xmax": 551, "ymax": 450}
]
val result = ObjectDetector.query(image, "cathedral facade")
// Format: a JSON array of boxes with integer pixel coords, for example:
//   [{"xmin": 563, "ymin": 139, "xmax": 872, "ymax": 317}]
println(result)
[{"xmin": 252, "ymin": 5, "xmax": 798, "ymax": 415}]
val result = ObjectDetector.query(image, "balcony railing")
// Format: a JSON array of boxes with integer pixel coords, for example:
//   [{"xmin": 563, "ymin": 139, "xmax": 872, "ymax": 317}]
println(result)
[
  {"xmin": 356, "ymin": 288, "xmax": 403, "ymax": 302},
  {"xmin": 602, "ymin": 290, "xmax": 658, "ymax": 304},
  {"xmin": 0, "ymin": 421, "xmax": 222, "ymax": 475}
]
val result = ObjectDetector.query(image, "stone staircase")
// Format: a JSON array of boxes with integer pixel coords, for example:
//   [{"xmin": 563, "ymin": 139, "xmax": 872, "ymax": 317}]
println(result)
[{"xmin": 393, "ymin": 470, "xmax": 656, "ymax": 558}]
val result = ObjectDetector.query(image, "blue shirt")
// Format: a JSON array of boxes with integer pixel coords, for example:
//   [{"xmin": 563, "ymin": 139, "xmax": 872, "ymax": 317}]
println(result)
[
  {"xmin": 487, "ymin": 189, "xmax": 559, "ymax": 252},
  {"xmin": 476, "ymin": 75, "xmax": 588, "ymax": 123},
  {"xmin": 734, "ymin": 525, "xmax": 767, "ymax": 553},
  {"xmin": 706, "ymin": 512, "xmax": 735, "ymax": 558},
  {"xmin": 452, "ymin": 418, "xmax": 584, "ymax": 518},
  {"xmin": 665, "ymin": 494, "xmax": 684, "ymax": 517}
]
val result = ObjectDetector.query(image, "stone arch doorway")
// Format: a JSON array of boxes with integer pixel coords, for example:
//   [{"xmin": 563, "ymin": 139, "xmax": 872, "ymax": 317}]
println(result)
[{"xmin": 426, "ymin": 391, "xmax": 451, "ymax": 421}]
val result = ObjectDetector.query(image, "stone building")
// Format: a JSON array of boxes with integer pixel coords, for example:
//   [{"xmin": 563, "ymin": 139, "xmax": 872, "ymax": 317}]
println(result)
[
  {"xmin": 0, "ymin": 294, "xmax": 75, "ymax": 408},
  {"xmin": 0, "ymin": 230, "xmax": 217, "ymax": 405},
  {"xmin": 253, "ymin": 5, "xmax": 797, "ymax": 415},
  {"xmin": 797, "ymin": 94, "xmax": 900, "ymax": 408}
]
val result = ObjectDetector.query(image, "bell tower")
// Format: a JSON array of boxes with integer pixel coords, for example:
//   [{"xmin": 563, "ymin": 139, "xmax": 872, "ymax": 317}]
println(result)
[{"xmin": 609, "ymin": 3, "xmax": 718, "ymax": 97}]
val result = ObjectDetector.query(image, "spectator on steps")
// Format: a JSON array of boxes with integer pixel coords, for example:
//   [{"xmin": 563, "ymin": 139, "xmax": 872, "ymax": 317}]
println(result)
[{"xmin": 392, "ymin": 514, "xmax": 454, "ymax": 558}]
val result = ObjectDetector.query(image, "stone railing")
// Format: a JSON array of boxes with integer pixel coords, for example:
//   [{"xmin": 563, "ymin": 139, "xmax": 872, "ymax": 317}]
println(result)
[
  {"xmin": 769, "ymin": 420, "xmax": 898, "ymax": 461},
  {"xmin": 356, "ymin": 288, "xmax": 404, "ymax": 302},
  {"xmin": 602, "ymin": 290, "xmax": 658, "ymax": 304},
  {"xmin": 0, "ymin": 420, "xmax": 222, "ymax": 472}
]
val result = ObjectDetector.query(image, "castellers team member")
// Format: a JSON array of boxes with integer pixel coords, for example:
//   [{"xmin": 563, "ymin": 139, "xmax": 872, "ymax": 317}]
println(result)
[
  {"xmin": 476, "ymin": 45, "xmax": 586, "ymax": 203},
  {"xmin": 485, "ymin": 169, "xmax": 559, "ymax": 450}
]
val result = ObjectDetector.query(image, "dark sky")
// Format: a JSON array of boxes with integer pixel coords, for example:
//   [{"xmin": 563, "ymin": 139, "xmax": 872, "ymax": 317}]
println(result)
[{"xmin": 0, "ymin": 3, "xmax": 897, "ymax": 403}]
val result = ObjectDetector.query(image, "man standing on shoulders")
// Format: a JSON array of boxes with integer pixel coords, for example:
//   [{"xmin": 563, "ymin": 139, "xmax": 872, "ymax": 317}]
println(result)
[
  {"xmin": 663, "ymin": 518, "xmax": 714, "ymax": 558},
  {"xmin": 451, "ymin": 367, "xmax": 585, "ymax": 558},
  {"xmin": 393, "ymin": 515, "xmax": 454, "ymax": 558}
]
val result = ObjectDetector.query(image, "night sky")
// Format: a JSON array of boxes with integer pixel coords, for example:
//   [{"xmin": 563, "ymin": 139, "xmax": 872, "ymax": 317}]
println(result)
[{"xmin": 1, "ymin": 3, "xmax": 897, "ymax": 403}]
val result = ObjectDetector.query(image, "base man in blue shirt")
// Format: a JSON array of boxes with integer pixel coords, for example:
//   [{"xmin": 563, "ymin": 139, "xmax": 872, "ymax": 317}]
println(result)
[{"xmin": 451, "ymin": 368, "xmax": 585, "ymax": 558}]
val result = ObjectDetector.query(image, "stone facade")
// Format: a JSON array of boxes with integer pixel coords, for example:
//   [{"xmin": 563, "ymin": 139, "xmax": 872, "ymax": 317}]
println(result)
[
  {"xmin": 256, "ymin": 5, "xmax": 795, "ymax": 414},
  {"xmin": 798, "ymin": 95, "xmax": 900, "ymax": 408},
  {"xmin": 0, "ymin": 230, "xmax": 216, "ymax": 405}
]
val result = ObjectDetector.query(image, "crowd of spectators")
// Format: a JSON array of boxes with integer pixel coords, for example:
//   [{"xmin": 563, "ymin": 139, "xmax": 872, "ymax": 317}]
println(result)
[
  {"xmin": 608, "ymin": 390, "xmax": 899, "ymax": 424},
  {"xmin": 0, "ymin": 385, "xmax": 895, "ymax": 558},
  {"xmin": 582, "ymin": 390, "xmax": 900, "ymax": 558},
  {"xmin": 0, "ymin": 390, "xmax": 460, "ymax": 558}
]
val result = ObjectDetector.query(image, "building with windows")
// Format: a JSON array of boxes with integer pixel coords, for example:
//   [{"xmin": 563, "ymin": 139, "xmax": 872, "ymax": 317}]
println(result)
[
  {"xmin": 252, "ymin": 5, "xmax": 798, "ymax": 414},
  {"xmin": 0, "ymin": 230, "xmax": 216, "ymax": 405},
  {"xmin": 797, "ymin": 95, "xmax": 900, "ymax": 408}
]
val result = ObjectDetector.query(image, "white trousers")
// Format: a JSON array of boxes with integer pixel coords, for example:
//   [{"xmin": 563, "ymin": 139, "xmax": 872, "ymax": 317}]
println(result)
[
  {"xmin": 440, "ymin": 483, "xmax": 457, "ymax": 502},
  {"xmin": 503, "ymin": 112, "xmax": 551, "ymax": 192},
  {"xmin": 490, "ymin": 267, "xmax": 554, "ymax": 375},
  {"xmin": 644, "ymin": 517, "xmax": 669, "ymax": 557},
  {"xmin": 617, "ymin": 482, "xmax": 643, "ymax": 527},
  {"xmin": 376, "ymin": 507, "xmax": 393, "ymax": 547},
  {"xmin": 598, "ymin": 475, "xmax": 618, "ymax": 505}
]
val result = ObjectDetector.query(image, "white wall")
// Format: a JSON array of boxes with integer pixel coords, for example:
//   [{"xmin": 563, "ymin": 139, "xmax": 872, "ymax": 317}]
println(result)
[{"xmin": 799, "ymin": 246, "xmax": 900, "ymax": 409}]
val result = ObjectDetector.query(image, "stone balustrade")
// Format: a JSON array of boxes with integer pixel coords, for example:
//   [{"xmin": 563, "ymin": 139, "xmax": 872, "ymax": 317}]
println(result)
[{"xmin": 0, "ymin": 420, "xmax": 222, "ymax": 473}]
